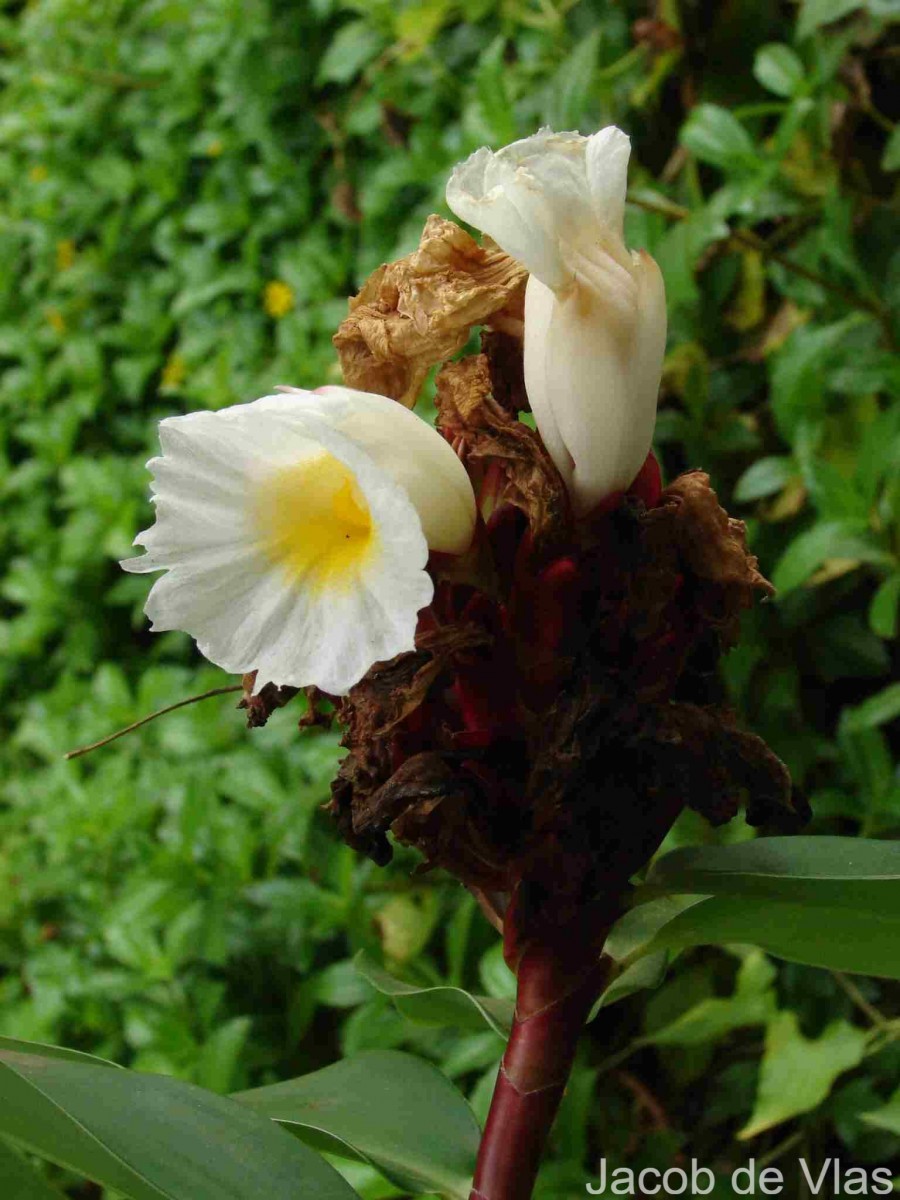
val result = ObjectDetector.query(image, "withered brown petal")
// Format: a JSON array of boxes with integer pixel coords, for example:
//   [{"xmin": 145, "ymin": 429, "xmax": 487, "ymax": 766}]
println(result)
[
  {"xmin": 436, "ymin": 354, "xmax": 570, "ymax": 548},
  {"xmin": 239, "ymin": 673, "xmax": 299, "ymax": 729},
  {"xmin": 333, "ymin": 215, "xmax": 527, "ymax": 407},
  {"xmin": 646, "ymin": 470, "xmax": 773, "ymax": 646}
]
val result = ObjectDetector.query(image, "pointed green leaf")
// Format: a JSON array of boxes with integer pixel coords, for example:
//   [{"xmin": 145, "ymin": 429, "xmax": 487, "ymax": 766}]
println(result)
[
  {"xmin": 0, "ymin": 1037, "xmax": 120, "ymax": 1070},
  {"xmin": 236, "ymin": 1051, "xmax": 480, "ymax": 1199},
  {"xmin": 841, "ymin": 683, "xmax": 900, "ymax": 732},
  {"xmin": 861, "ymin": 1088, "xmax": 900, "ymax": 1137},
  {"xmin": 630, "ymin": 893, "xmax": 900, "ymax": 978},
  {"xmin": 740, "ymin": 1013, "xmax": 867, "ymax": 1139},
  {"xmin": 869, "ymin": 574, "xmax": 900, "ymax": 639},
  {"xmin": 591, "ymin": 953, "xmax": 669, "ymax": 1017},
  {"xmin": 733, "ymin": 456, "xmax": 797, "ymax": 503},
  {"xmin": 604, "ymin": 895, "xmax": 713, "ymax": 964},
  {"xmin": 0, "ymin": 1051, "xmax": 358, "ymax": 1200},
  {"xmin": 646, "ymin": 836, "xmax": 900, "ymax": 913},
  {"xmin": 355, "ymin": 952, "xmax": 513, "ymax": 1037},
  {"xmin": 680, "ymin": 105, "xmax": 759, "ymax": 173},
  {"xmin": 772, "ymin": 522, "xmax": 894, "ymax": 594},
  {"xmin": 754, "ymin": 44, "xmax": 806, "ymax": 97}
]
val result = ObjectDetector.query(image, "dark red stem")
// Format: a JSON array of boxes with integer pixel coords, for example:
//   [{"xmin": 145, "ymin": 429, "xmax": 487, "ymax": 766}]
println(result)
[{"xmin": 469, "ymin": 939, "xmax": 612, "ymax": 1200}]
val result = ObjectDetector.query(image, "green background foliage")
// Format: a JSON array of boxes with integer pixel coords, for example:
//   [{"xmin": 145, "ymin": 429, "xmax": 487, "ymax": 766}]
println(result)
[{"xmin": 1, "ymin": 0, "xmax": 899, "ymax": 1194}]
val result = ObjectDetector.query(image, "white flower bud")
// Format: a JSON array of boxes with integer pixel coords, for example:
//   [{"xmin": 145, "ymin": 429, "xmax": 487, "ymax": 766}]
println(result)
[{"xmin": 447, "ymin": 126, "xmax": 667, "ymax": 514}]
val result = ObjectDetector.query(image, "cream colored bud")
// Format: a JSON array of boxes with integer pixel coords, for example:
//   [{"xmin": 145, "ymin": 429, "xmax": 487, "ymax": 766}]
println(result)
[{"xmin": 447, "ymin": 126, "xmax": 667, "ymax": 514}]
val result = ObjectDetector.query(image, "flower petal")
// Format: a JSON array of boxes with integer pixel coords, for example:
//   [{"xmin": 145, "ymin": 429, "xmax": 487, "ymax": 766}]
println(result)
[
  {"xmin": 448, "ymin": 125, "xmax": 666, "ymax": 514},
  {"xmin": 306, "ymin": 386, "xmax": 476, "ymax": 555},
  {"xmin": 446, "ymin": 126, "xmax": 633, "ymax": 292},
  {"xmin": 122, "ymin": 395, "xmax": 435, "ymax": 695},
  {"xmin": 585, "ymin": 125, "xmax": 631, "ymax": 244}
]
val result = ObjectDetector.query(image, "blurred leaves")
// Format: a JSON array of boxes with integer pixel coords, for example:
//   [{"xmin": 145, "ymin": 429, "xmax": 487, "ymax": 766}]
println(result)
[
  {"xmin": 740, "ymin": 1013, "xmax": 867, "ymax": 1138},
  {"xmin": 1, "ymin": 0, "xmax": 899, "ymax": 1193}
]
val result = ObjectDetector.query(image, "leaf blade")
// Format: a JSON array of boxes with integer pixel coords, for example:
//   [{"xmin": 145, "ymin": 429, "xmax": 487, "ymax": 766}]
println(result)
[
  {"xmin": 0, "ymin": 1051, "xmax": 358, "ymax": 1200},
  {"xmin": 236, "ymin": 1050, "xmax": 480, "ymax": 1199}
]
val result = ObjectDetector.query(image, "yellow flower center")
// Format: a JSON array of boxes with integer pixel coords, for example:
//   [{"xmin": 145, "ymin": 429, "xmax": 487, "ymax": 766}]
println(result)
[{"xmin": 256, "ymin": 452, "xmax": 374, "ymax": 590}]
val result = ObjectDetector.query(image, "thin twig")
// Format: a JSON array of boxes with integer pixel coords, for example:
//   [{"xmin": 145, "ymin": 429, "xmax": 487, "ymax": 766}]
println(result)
[
  {"xmin": 757, "ymin": 1130, "xmax": 803, "ymax": 1171},
  {"xmin": 626, "ymin": 190, "xmax": 895, "ymax": 342},
  {"xmin": 832, "ymin": 971, "xmax": 890, "ymax": 1030},
  {"xmin": 64, "ymin": 685, "xmax": 243, "ymax": 761},
  {"xmin": 616, "ymin": 1069, "xmax": 670, "ymax": 1132}
]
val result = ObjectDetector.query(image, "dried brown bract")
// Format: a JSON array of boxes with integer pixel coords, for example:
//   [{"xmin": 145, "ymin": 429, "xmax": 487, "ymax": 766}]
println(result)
[
  {"xmin": 333, "ymin": 215, "xmax": 527, "ymax": 407},
  {"xmin": 240, "ymin": 673, "xmax": 299, "ymax": 729},
  {"xmin": 436, "ymin": 354, "xmax": 570, "ymax": 549}
]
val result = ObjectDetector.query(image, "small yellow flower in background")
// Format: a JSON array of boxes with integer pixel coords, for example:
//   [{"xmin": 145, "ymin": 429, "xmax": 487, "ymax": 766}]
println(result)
[
  {"xmin": 264, "ymin": 280, "xmax": 295, "ymax": 320},
  {"xmin": 161, "ymin": 353, "xmax": 186, "ymax": 390},
  {"xmin": 205, "ymin": 138, "xmax": 224, "ymax": 157},
  {"xmin": 46, "ymin": 308, "xmax": 66, "ymax": 334},
  {"xmin": 29, "ymin": 164, "xmax": 48, "ymax": 183},
  {"xmin": 56, "ymin": 240, "xmax": 76, "ymax": 271}
]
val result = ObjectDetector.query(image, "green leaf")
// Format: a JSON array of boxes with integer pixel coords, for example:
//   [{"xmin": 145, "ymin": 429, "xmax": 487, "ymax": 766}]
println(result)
[
  {"xmin": 680, "ymin": 105, "xmax": 759, "ymax": 174},
  {"xmin": 753, "ymin": 44, "xmax": 806, "ymax": 97},
  {"xmin": 355, "ymin": 952, "xmax": 514, "ymax": 1037},
  {"xmin": 0, "ymin": 1051, "xmax": 358, "ymax": 1200},
  {"xmin": 740, "ymin": 1013, "xmax": 867, "ymax": 1139},
  {"xmin": 478, "ymin": 942, "xmax": 516, "ymax": 1000},
  {"xmin": 627, "ymin": 893, "xmax": 900, "ymax": 979},
  {"xmin": 604, "ymin": 895, "xmax": 711, "ymax": 964},
  {"xmin": 770, "ymin": 315, "xmax": 872, "ymax": 439},
  {"xmin": 0, "ymin": 1037, "xmax": 120, "ymax": 1070},
  {"xmin": 870, "ymin": 573, "xmax": 900, "ymax": 639},
  {"xmin": 799, "ymin": 456, "xmax": 869, "ymax": 521},
  {"xmin": 646, "ymin": 837, "xmax": 900, "ymax": 913},
  {"xmin": 316, "ymin": 20, "xmax": 385, "ymax": 84},
  {"xmin": 193, "ymin": 1017, "xmax": 252, "ymax": 1094},
  {"xmin": 797, "ymin": 0, "xmax": 863, "ymax": 39},
  {"xmin": 646, "ymin": 951, "xmax": 777, "ymax": 1048},
  {"xmin": 772, "ymin": 521, "xmax": 894, "ymax": 594},
  {"xmin": 841, "ymin": 683, "xmax": 900, "ymax": 732},
  {"xmin": 883, "ymin": 126, "xmax": 900, "ymax": 173},
  {"xmin": 861, "ymin": 1087, "xmax": 900, "ymax": 1137},
  {"xmin": 236, "ymin": 1051, "xmax": 480, "ymax": 1199},
  {"xmin": 733, "ymin": 456, "xmax": 797, "ymax": 503},
  {"xmin": 472, "ymin": 37, "xmax": 516, "ymax": 146},
  {"xmin": 547, "ymin": 28, "xmax": 602, "ymax": 130},
  {"xmin": 592, "ymin": 953, "xmax": 669, "ymax": 1016},
  {"xmin": 0, "ymin": 1137, "xmax": 66, "ymax": 1198}
]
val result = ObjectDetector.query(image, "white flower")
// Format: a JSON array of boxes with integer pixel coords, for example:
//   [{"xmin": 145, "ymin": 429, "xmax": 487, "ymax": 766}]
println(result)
[
  {"xmin": 446, "ymin": 126, "xmax": 667, "ymax": 515},
  {"xmin": 122, "ymin": 386, "xmax": 476, "ymax": 696}
]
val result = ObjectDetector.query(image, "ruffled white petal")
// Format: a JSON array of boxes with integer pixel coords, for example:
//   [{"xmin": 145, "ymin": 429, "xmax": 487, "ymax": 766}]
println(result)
[
  {"xmin": 446, "ymin": 126, "xmax": 633, "ymax": 291},
  {"xmin": 304, "ymin": 386, "xmax": 476, "ymax": 555},
  {"xmin": 121, "ymin": 391, "xmax": 459, "ymax": 695}
]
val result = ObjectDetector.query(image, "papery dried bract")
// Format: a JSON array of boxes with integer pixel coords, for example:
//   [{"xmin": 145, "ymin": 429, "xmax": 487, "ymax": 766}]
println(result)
[
  {"xmin": 333, "ymin": 215, "xmax": 527, "ymax": 407},
  {"xmin": 436, "ymin": 353, "xmax": 570, "ymax": 549}
]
